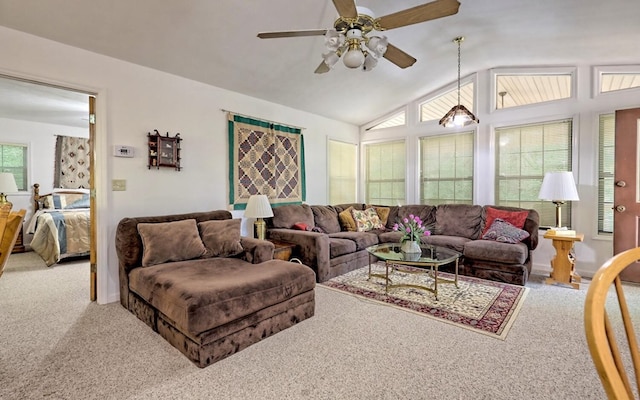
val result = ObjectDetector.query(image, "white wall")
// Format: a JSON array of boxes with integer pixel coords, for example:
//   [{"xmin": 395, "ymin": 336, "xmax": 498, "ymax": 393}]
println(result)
[
  {"xmin": 0, "ymin": 26, "xmax": 359, "ymax": 303},
  {"xmin": 0, "ymin": 117, "xmax": 88, "ymax": 228},
  {"xmin": 360, "ymin": 66, "xmax": 640, "ymax": 279}
]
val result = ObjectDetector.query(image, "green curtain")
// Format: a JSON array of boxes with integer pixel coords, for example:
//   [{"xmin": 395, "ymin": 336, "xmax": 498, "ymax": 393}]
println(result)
[{"xmin": 228, "ymin": 114, "xmax": 306, "ymax": 210}]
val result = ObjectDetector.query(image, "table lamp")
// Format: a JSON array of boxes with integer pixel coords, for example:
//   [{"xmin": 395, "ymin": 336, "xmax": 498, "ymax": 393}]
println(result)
[
  {"xmin": 244, "ymin": 194, "xmax": 273, "ymax": 240},
  {"xmin": 538, "ymin": 171, "xmax": 579, "ymax": 229},
  {"xmin": 0, "ymin": 172, "xmax": 18, "ymax": 207}
]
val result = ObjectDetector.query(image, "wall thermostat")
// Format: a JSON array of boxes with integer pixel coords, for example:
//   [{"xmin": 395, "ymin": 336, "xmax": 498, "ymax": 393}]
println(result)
[{"xmin": 114, "ymin": 145, "xmax": 135, "ymax": 158}]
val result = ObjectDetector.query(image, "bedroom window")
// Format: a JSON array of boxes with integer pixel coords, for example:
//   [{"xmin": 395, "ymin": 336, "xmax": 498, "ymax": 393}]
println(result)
[
  {"xmin": 419, "ymin": 132, "xmax": 474, "ymax": 205},
  {"xmin": 598, "ymin": 113, "xmax": 614, "ymax": 234},
  {"xmin": 495, "ymin": 119, "xmax": 573, "ymax": 227},
  {"xmin": 328, "ymin": 140, "xmax": 357, "ymax": 204},
  {"xmin": 364, "ymin": 140, "xmax": 405, "ymax": 205},
  {"xmin": 0, "ymin": 143, "xmax": 27, "ymax": 191}
]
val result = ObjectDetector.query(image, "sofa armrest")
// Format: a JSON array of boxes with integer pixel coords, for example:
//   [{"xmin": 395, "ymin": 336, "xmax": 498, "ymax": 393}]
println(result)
[
  {"xmin": 240, "ymin": 237, "xmax": 275, "ymax": 264},
  {"xmin": 268, "ymin": 228, "xmax": 330, "ymax": 281}
]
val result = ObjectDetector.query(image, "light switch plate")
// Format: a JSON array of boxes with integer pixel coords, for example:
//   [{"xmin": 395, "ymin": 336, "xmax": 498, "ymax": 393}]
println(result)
[{"xmin": 112, "ymin": 179, "xmax": 126, "ymax": 191}]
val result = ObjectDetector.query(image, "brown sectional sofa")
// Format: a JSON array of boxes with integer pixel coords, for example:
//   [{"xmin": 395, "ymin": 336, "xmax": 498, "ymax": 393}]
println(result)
[
  {"xmin": 266, "ymin": 203, "xmax": 539, "ymax": 286},
  {"xmin": 116, "ymin": 210, "xmax": 315, "ymax": 368}
]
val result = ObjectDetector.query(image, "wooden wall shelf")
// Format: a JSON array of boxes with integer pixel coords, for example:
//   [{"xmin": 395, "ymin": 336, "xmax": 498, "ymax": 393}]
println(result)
[{"xmin": 148, "ymin": 130, "xmax": 181, "ymax": 171}]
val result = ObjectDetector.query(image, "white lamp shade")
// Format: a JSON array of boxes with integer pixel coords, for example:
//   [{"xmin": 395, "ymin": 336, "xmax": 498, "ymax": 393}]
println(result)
[
  {"xmin": 538, "ymin": 171, "xmax": 579, "ymax": 201},
  {"xmin": 0, "ymin": 172, "xmax": 18, "ymax": 193},
  {"xmin": 244, "ymin": 195, "xmax": 274, "ymax": 218},
  {"xmin": 343, "ymin": 48, "xmax": 364, "ymax": 68}
]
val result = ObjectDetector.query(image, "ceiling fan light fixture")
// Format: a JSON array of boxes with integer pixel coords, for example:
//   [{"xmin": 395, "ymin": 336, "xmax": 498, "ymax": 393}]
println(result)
[
  {"xmin": 324, "ymin": 28, "xmax": 345, "ymax": 51},
  {"xmin": 363, "ymin": 53, "xmax": 378, "ymax": 71},
  {"xmin": 322, "ymin": 51, "xmax": 340, "ymax": 68},
  {"xmin": 366, "ymin": 35, "xmax": 388, "ymax": 58},
  {"xmin": 440, "ymin": 36, "xmax": 479, "ymax": 128},
  {"xmin": 343, "ymin": 42, "xmax": 365, "ymax": 68}
]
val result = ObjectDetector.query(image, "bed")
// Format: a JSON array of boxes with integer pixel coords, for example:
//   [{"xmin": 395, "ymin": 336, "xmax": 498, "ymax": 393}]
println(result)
[{"xmin": 26, "ymin": 184, "xmax": 91, "ymax": 266}]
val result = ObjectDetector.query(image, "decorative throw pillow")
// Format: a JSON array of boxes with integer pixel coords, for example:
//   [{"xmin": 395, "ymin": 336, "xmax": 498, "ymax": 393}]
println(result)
[
  {"xmin": 366, "ymin": 205, "xmax": 391, "ymax": 226},
  {"xmin": 483, "ymin": 207, "xmax": 529, "ymax": 236},
  {"xmin": 482, "ymin": 218, "xmax": 530, "ymax": 244},
  {"xmin": 351, "ymin": 207, "xmax": 384, "ymax": 232},
  {"xmin": 198, "ymin": 219, "xmax": 244, "ymax": 258},
  {"xmin": 138, "ymin": 219, "xmax": 207, "ymax": 267},
  {"xmin": 292, "ymin": 222, "xmax": 310, "ymax": 231},
  {"xmin": 338, "ymin": 206, "xmax": 358, "ymax": 232}
]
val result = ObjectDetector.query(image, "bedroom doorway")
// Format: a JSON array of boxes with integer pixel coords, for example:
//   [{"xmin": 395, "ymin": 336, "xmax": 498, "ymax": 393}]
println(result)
[{"xmin": 0, "ymin": 74, "xmax": 97, "ymax": 300}]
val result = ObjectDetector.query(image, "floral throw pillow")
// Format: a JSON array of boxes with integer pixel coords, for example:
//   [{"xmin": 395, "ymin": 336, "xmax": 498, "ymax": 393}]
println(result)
[
  {"xmin": 482, "ymin": 218, "xmax": 530, "ymax": 244},
  {"xmin": 351, "ymin": 207, "xmax": 384, "ymax": 232}
]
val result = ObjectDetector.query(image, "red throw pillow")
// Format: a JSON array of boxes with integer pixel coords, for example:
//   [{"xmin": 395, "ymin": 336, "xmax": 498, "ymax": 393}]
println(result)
[
  {"xmin": 483, "ymin": 207, "xmax": 529, "ymax": 236},
  {"xmin": 292, "ymin": 222, "xmax": 310, "ymax": 231}
]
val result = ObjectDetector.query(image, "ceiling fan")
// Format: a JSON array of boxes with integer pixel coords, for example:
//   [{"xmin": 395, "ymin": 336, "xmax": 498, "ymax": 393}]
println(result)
[{"xmin": 257, "ymin": 0, "xmax": 461, "ymax": 73}]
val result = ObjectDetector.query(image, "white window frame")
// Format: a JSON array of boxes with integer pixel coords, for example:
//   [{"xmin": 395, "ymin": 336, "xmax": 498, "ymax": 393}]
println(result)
[
  {"xmin": 363, "ymin": 107, "xmax": 407, "ymax": 132},
  {"xmin": 490, "ymin": 66, "xmax": 577, "ymax": 113},
  {"xmin": 0, "ymin": 142, "xmax": 29, "ymax": 192},
  {"xmin": 593, "ymin": 65, "xmax": 640, "ymax": 98},
  {"xmin": 361, "ymin": 139, "xmax": 407, "ymax": 206}
]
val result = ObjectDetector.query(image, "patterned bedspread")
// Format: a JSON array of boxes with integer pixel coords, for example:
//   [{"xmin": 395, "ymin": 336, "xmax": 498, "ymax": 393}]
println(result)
[{"xmin": 28, "ymin": 209, "xmax": 90, "ymax": 266}]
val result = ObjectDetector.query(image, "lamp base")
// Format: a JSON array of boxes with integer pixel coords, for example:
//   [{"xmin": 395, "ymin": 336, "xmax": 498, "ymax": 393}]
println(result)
[
  {"xmin": 254, "ymin": 218, "xmax": 267, "ymax": 241},
  {"xmin": 552, "ymin": 200, "xmax": 565, "ymax": 229},
  {"xmin": 0, "ymin": 193, "xmax": 12, "ymax": 208}
]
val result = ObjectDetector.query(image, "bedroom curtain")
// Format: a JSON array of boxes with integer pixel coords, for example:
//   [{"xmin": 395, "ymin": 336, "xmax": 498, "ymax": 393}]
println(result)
[
  {"xmin": 228, "ymin": 113, "xmax": 306, "ymax": 210},
  {"xmin": 54, "ymin": 135, "xmax": 90, "ymax": 189}
]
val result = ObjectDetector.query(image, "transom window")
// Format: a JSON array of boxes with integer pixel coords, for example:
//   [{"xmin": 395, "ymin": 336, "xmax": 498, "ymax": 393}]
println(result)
[
  {"xmin": 600, "ymin": 73, "xmax": 640, "ymax": 93},
  {"xmin": 367, "ymin": 110, "xmax": 406, "ymax": 131},
  {"xmin": 364, "ymin": 140, "xmax": 405, "ymax": 205},
  {"xmin": 495, "ymin": 73, "xmax": 572, "ymax": 109},
  {"xmin": 0, "ymin": 143, "xmax": 27, "ymax": 191},
  {"xmin": 495, "ymin": 119, "xmax": 573, "ymax": 227},
  {"xmin": 419, "ymin": 132, "xmax": 474, "ymax": 205},
  {"xmin": 419, "ymin": 82, "xmax": 474, "ymax": 122}
]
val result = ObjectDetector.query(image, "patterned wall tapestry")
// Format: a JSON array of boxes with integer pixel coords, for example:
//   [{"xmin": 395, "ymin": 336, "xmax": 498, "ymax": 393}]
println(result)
[
  {"xmin": 228, "ymin": 114, "xmax": 306, "ymax": 210},
  {"xmin": 54, "ymin": 135, "xmax": 90, "ymax": 189}
]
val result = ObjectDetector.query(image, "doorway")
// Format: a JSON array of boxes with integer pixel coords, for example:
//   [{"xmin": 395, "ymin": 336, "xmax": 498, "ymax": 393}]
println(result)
[{"xmin": 0, "ymin": 74, "xmax": 97, "ymax": 299}]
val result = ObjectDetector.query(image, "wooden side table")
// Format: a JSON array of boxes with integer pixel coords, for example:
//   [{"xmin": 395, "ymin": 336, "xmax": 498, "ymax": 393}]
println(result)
[
  {"xmin": 269, "ymin": 239, "xmax": 297, "ymax": 261},
  {"xmin": 544, "ymin": 231, "xmax": 584, "ymax": 289}
]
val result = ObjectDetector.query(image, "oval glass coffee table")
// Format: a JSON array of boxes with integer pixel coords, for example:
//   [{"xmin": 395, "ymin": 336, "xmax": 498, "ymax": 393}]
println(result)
[{"xmin": 366, "ymin": 243, "xmax": 461, "ymax": 301}]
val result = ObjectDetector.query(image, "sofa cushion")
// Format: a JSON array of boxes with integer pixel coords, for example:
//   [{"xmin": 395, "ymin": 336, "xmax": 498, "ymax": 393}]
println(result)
[
  {"xmin": 270, "ymin": 204, "xmax": 314, "ymax": 229},
  {"xmin": 351, "ymin": 207, "xmax": 384, "ymax": 232},
  {"xmin": 377, "ymin": 230, "xmax": 403, "ymax": 244},
  {"xmin": 338, "ymin": 207, "xmax": 358, "ymax": 232},
  {"xmin": 463, "ymin": 240, "xmax": 528, "ymax": 265},
  {"xmin": 137, "ymin": 219, "xmax": 207, "ymax": 267},
  {"xmin": 329, "ymin": 231, "xmax": 379, "ymax": 251},
  {"xmin": 482, "ymin": 218, "xmax": 530, "ymax": 244},
  {"xmin": 311, "ymin": 205, "xmax": 341, "ymax": 234},
  {"xmin": 128, "ymin": 258, "xmax": 315, "ymax": 336},
  {"xmin": 424, "ymin": 235, "xmax": 471, "ymax": 253},
  {"xmin": 367, "ymin": 205, "xmax": 391, "ymax": 226},
  {"xmin": 397, "ymin": 205, "xmax": 436, "ymax": 231},
  {"xmin": 328, "ymin": 237, "xmax": 357, "ymax": 258},
  {"xmin": 482, "ymin": 206, "xmax": 529, "ymax": 236},
  {"xmin": 198, "ymin": 219, "xmax": 244, "ymax": 257},
  {"xmin": 435, "ymin": 204, "xmax": 483, "ymax": 239}
]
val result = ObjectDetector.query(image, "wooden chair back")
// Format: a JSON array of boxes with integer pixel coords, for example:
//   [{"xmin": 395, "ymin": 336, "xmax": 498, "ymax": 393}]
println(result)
[
  {"xmin": 585, "ymin": 247, "xmax": 640, "ymax": 399},
  {"xmin": 0, "ymin": 206, "xmax": 26, "ymax": 278}
]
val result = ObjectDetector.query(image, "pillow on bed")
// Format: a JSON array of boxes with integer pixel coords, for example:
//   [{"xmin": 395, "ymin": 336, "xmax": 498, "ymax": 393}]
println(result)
[
  {"xmin": 197, "ymin": 219, "xmax": 244, "ymax": 258},
  {"xmin": 137, "ymin": 219, "xmax": 207, "ymax": 267},
  {"xmin": 42, "ymin": 193, "xmax": 90, "ymax": 210}
]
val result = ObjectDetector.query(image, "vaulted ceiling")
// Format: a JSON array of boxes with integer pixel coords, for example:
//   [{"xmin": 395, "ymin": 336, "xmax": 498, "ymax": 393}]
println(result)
[{"xmin": 0, "ymin": 0, "xmax": 638, "ymax": 127}]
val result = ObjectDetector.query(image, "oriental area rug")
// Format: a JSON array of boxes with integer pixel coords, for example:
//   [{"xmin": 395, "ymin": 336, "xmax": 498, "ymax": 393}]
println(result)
[{"xmin": 321, "ymin": 263, "xmax": 529, "ymax": 340}]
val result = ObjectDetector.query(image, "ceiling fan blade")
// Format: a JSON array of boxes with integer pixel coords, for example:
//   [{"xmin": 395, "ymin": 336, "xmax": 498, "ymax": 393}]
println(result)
[
  {"xmin": 314, "ymin": 61, "xmax": 331, "ymax": 74},
  {"xmin": 383, "ymin": 44, "xmax": 417, "ymax": 69},
  {"xmin": 376, "ymin": 0, "xmax": 460, "ymax": 31},
  {"xmin": 332, "ymin": 0, "xmax": 357, "ymax": 19},
  {"xmin": 257, "ymin": 29, "xmax": 327, "ymax": 39}
]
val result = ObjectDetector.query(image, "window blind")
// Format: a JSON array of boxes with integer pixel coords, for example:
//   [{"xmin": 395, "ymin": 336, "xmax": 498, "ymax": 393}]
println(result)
[
  {"xmin": 419, "ymin": 132, "xmax": 474, "ymax": 205},
  {"xmin": 328, "ymin": 140, "xmax": 357, "ymax": 204},
  {"xmin": 495, "ymin": 119, "xmax": 573, "ymax": 227},
  {"xmin": 365, "ymin": 140, "xmax": 406, "ymax": 205},
  {"xmin": 0, "ymin": 143, "xmax": 28, "ymax": 191},
  {"xmin": 598, "ymin": 114, "xmax": 614, "ymax": 234}
]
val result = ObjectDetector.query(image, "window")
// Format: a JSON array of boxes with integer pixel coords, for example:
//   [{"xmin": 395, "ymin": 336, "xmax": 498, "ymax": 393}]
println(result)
[
  {"xmin": 495, "ymin": 119, "xmax": 573, "ymax": 227},
  {"xmin": 600, "ymin": 73, "xmax": 640, "ymax": 93},
  {"xmin": 419, "ymin": 132, "xmax": 474, "ymax": 204},
  {"xmin": 420, "ymin": 81, "xmax": 474, "ymax": 122},
  {"xmin": 495, "ymin": 74, "xmax": 572, "ymax": 109},
  {"xmin": 328, "ymin": 140, "xmax": 357, "ymax": 204},
  {"xmin": 367, "ymin": 110, "xmax": 406, "ymax": 131},
  {"xmin": 598, "ymin": 114, "xmax": 614, "ymax": 234},
  {"xmin": 364, "ymin": 140, "xmax": 405, "ymax": 205},
  {"xmin": 0, "ymin": 143, "xmax": 27, "ymax": 191}
]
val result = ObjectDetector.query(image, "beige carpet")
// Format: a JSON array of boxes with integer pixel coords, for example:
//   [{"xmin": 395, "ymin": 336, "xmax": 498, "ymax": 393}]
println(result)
[
  {"xmin": 1, "ymin": 251, "xmax": 638, "ymax": 399},
  {"xmin": 322, "ymin": 263, "xmax": 528, "ymax": 339}
]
